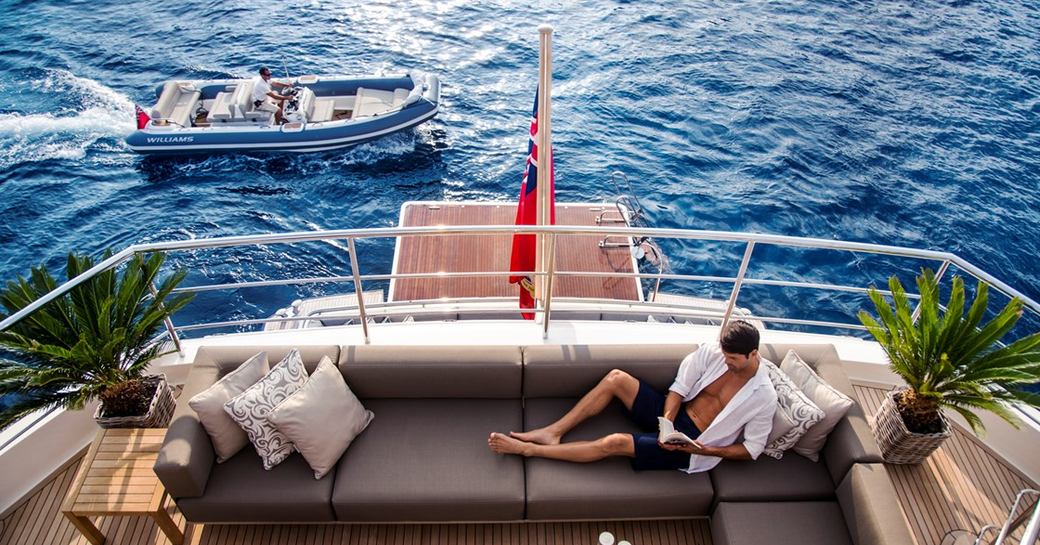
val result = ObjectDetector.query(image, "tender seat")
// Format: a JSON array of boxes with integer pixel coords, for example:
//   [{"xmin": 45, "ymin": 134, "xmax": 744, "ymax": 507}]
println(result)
[
  {"xmin": 522, "ymin": 344, "xmax": 712, "ymax": 519},
  {"xmin": 331, "ymin": 346, "xmax": 525, "ymax": 522},
  {"xmin": 309, "ymin": 98, "xmax": 336, "ymax": 122},
  {"xmin": 350, "ymin": 87, "xmax": 407, "ymax": 119},
  {"xmin": 152, "ymin": 81, "xmax": 201, "ymax": 127},
  {"xmin": 206, "ymin": 91, "xmax": 234, "ymax": 123}
]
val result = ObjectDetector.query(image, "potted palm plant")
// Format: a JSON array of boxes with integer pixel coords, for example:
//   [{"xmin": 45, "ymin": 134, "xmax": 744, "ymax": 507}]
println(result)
[
  {"xmin": 0, "ymin": 251, "xmax": 193, "ymax": 430},
  {"xmin": 858, "ymin": 269, "xmax": 1040, "ymax": 464}
]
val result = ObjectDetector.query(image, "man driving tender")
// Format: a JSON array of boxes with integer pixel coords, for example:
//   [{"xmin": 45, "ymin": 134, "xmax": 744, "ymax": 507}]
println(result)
[{"xmin": 252, "ymin": 66, "xmax": 295, "ymax": 124}]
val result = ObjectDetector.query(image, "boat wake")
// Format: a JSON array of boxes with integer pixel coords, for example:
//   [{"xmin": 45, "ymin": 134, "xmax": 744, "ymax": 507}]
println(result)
[{"xmin": 0, "ymin": 70, "xmax": 134, "ymax": 170}]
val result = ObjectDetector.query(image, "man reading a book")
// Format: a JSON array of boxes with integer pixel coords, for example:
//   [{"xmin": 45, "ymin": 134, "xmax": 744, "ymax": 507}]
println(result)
[{"xmin": 488, "ymin": 320, "xmax": 778, "ymax": 472}]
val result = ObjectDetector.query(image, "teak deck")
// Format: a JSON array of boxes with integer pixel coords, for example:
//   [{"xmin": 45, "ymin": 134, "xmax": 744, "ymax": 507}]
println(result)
[
  {"xmin": 2, "ymin": 384, "xmax": 1037, "ymax": 545},
  {"xmin": 389, "ymin": 202, "xmax": 642, "ymax": 302}
]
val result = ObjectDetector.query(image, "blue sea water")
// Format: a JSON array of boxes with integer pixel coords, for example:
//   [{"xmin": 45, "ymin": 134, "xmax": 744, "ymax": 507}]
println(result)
[{"xmin": 0, "ymin": 0, "xmax": 1038, "ymax": 344}]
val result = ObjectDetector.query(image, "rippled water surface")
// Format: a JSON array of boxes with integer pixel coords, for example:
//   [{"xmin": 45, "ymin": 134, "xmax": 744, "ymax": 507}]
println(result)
[{"xmin": 0, "ymin": 0, "xmax": 1038, "ymax": 335}]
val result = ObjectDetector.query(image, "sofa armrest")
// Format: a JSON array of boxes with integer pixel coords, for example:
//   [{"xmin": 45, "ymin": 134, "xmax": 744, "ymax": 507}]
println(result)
[
  {"xmin": 153, "ymin": 348, "xmax": 223, "ymax": 498},
  {"xmin": 823, "ymin": 405, "xmax": 884, "ymax": 485},
  {"xmin": 836, "ymin": 463, "xmax": 914, "ymax": 545},
  {"xmin": 154, "ymin": 411, "xmax": 215, "ymax": 498}
]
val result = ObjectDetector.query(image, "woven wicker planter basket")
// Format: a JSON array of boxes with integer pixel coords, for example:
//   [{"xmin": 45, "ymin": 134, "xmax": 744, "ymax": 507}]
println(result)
[
  {"xmin": 94, "ymin": 374, "xmax": 175, "ymax": 429},
  {"xmin": 872, "ymin": 388, "xmax": 951, "ymax": 464}
]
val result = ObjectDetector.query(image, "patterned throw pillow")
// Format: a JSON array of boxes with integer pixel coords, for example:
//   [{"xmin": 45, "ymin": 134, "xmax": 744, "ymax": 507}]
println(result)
[
  {"xmin": 782, "ymin": 350, "xmax": 855, "ymax": 461},
  {"xmin": 762, "ymin": 360, "xmax": 825, "ymax": 459},
  {"xmin": 224, "ymin": 349, "xmax": 309, "ymax": 470}
]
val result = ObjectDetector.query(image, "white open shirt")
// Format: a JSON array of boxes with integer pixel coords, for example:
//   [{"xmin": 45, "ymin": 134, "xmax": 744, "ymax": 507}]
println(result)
[{"xmin": 668, "ymin": 343, "xmax": 778, "ymax": 473}]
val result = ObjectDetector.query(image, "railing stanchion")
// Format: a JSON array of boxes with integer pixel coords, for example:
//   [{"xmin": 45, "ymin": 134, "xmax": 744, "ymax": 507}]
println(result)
[
  {"xmin": 543, "ymin": 234, "xmax": 558, "ymax": 339},
  {"xmin": 912, "ymin": 259, "xmax": 951, "ymax": 323},
  {"xmin": 150, "ymin": 282, "xmax": 183, "ymax": 356},
  {"xmin": 719, "ymin": 241, "xmax": 756, "ymax": 337},
  {"xmin": 347, "ymin": 238, "xmax": 370, "ymax": 344}
]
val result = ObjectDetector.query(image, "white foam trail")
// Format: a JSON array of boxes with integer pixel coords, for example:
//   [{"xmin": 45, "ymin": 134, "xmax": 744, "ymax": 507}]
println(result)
[{"xmin": 0, "ymin": 70, "xmax": 135, "ymax": 168}]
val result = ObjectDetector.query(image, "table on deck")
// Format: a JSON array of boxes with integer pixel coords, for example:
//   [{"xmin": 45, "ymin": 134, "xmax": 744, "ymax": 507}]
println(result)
[{"xmin": 61, "ymin": 428, "xmax": 183, "ymax": 545}]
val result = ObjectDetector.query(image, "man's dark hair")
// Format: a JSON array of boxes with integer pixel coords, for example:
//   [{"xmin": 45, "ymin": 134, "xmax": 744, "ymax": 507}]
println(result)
[
  {"xmin": 259, "ymin": 66, "xmax": 271, "ymax": 75},
  {"xmin": 720, "ymin": 320, "xmax": 759, "ymax": 356}
]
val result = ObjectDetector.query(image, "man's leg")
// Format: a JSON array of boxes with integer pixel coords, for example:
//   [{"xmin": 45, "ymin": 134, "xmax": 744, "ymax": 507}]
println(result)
[
  {"xmin": 489, "ymin": 432, "xmax": 634, "ymax": 462},
  {"xmin": 510, "ymin": 369, "xmax": 640, "ymax": 445},
  {"xmin": 275, "ymin": 101, "xmax": 284, "ymax": 124}
]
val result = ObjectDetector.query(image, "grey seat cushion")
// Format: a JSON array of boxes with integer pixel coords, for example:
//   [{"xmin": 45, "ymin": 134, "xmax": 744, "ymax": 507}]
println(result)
[
  {"xmin": 837, "ymin": 464, "xmax": 916, "ymax": 545},
  {"xmin": 523, "ymin": 344, "xmax": 697, "ymax": 398},
  {"xmin": 176, "ymin": 449, "xmax": 336, "ymax": 522},
  {"xmin": 524, "ymin": 399, "xmax": 713, "ymax": 520},
  {"xmin": 710, "ymin": 451, "xmax": 836, "ymax": 503},
  {"xmin": 332, "ymin": 399, "xmax": 524, "ymax": 521},
  {"xmin": 712, "ymin": 501, "xmax": 852, "ymax": 545}
]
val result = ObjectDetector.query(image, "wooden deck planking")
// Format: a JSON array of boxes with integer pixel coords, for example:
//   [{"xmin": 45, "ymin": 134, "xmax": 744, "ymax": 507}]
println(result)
[
  {"xmin": 854, "ymin": 384, "xmax": 1037, "ymax": 545},
  {"xmin": 390, "ymin": 203, "xmax": 640, "ymax": 302}
]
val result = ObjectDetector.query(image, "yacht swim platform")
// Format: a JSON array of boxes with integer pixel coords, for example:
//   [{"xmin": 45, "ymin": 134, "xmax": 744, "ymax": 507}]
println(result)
[
  {"xmin": 2, "ymin": 382, "xmax": 1035, "ymax": 545},
  {"xmin": 389, "ymin": 201, "xmax": 643, "ymax": 302}
]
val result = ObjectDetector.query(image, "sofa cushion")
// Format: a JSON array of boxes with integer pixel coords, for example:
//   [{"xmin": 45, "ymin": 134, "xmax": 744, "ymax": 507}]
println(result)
[
  {"xmin": 524, "ymin": 398, "xmax": 713, "ymax": 520},
  {"xmin": 782, "ymin": 349, "xmax": 854, "ymax": 461},
  {"xmin": 187, "ymin": 351, "xmax": 269, "ymax": 463},
  {"xmin": 759, "ymin": 344, "xmax": 883, "ymax": 484},
  {"xmin": 837, "ymin": 464, "xmax": 915, "ymax": 545},
  {"xmin": 711, "ymin": 501, "xmax": 852, "ymax": 545},
  {"xmin": 523, "ymin": 344, "xmax": 697, "ymax": 398},
  {"xmin": 175, "ymin": 449, "xmax": 336, "ymax": 522},
  {"xmin": 338, "ymin": 345, "xmax": 522, "ymax": 398},
  {"xmin": 763, "ymin": 360, "xmax": 824, "ymax": 458},
  {"xmin": 269, "ymin": 357, "xmax": 374, "ymax": 479},
  {"xmin": 331, "ymin": 398, "xmax": 524, "ymax": 521},
  {"xmin": 224, "ymin": 349, "xmax": 309, "ymax": 470},
  {"xmin": 710, "ymin": 450, "xmax": 836, "ymax": 503}
]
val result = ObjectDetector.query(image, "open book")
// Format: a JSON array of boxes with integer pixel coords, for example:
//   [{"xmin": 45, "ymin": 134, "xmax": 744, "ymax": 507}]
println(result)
[{"xmin": 657, "ymin": 417, "xmax": 699, "ymax": 446}]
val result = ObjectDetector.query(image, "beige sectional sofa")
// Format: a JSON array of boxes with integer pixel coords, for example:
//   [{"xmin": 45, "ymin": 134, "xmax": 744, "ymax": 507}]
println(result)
[{"xmin": 155, "ymin": 342, "xmax": 913, "ymax": 545}]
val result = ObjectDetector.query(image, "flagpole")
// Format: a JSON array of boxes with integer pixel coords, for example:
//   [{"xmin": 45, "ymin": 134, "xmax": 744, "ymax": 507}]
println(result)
[{"xmin": 536, "ymin": 24, "xmax": 553, "ymax": 310}]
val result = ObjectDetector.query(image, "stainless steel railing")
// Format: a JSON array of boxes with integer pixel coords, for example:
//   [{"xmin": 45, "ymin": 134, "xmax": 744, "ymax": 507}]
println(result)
[{"xmin": 2, "ymin": 224, "xmax": 1038, "ymax": 342}]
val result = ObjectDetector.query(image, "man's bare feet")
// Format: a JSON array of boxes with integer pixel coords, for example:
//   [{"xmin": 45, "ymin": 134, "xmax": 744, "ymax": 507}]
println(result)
[
  {"xmin": 509, "ymin": 427, "xmax": 561, "ymax": 445},
  {"xmin": 488, "ymin": 432, "xmax": 535, "ymax": 456}
]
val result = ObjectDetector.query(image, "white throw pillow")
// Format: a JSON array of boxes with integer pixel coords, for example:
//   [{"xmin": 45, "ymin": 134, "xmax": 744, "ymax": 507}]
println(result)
[
  {"xmin": 188, "ymin": 352, "xmax": 270, "ymax": 462},
  {"xmin": 781, "ymin": 350, "xmax": 855, "ymax": 461},
  {"xmin": 762, "ymin": 360, "xmax": 825, "ymax": 459},
  {"xmin": 224, "ymin": 348, "xmax": 309, "ymax": 470},
  {"xmin": 268, "ymin": 357, "xmax": 374, "ymax": 479}
]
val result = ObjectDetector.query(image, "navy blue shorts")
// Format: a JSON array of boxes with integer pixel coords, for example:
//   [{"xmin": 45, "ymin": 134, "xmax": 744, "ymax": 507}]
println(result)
[{"xmin": 628, "ymin": 380, "xmax": 701, "ymax": 471}]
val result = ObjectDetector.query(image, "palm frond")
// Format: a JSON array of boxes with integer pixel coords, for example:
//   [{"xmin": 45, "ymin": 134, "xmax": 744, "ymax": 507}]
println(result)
[
  {"xmin": 860, "ymin": 268, "xmax": 1040, "ymax": 435},
  {"xmin": 0, "ymin": 251, "xmax": 193, "ymax": 431}
]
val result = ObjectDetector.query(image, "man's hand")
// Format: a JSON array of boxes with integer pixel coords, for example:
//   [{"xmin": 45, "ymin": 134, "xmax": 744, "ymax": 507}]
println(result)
[{"xmin": 658, "ymin": 440, "xmax": 710, "ymax": 455}]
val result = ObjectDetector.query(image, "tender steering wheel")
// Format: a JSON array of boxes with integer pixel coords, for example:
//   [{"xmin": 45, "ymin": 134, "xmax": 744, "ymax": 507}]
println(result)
[{"xmin": 282, "ymin": 86, "xmax": 301, "ymax": 111}]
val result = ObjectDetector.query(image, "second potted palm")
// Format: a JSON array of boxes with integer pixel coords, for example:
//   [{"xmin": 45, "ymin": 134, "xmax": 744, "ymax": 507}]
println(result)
[{"xmin": 859, "ymin": 269, "xmax": 1040, "ymax": 464}]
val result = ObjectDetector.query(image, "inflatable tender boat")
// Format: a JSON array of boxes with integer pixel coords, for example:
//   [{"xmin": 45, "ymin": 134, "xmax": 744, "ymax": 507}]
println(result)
[{"xmin": 126, "ymin": 72, "xmax": 439, "ymax": 154}]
